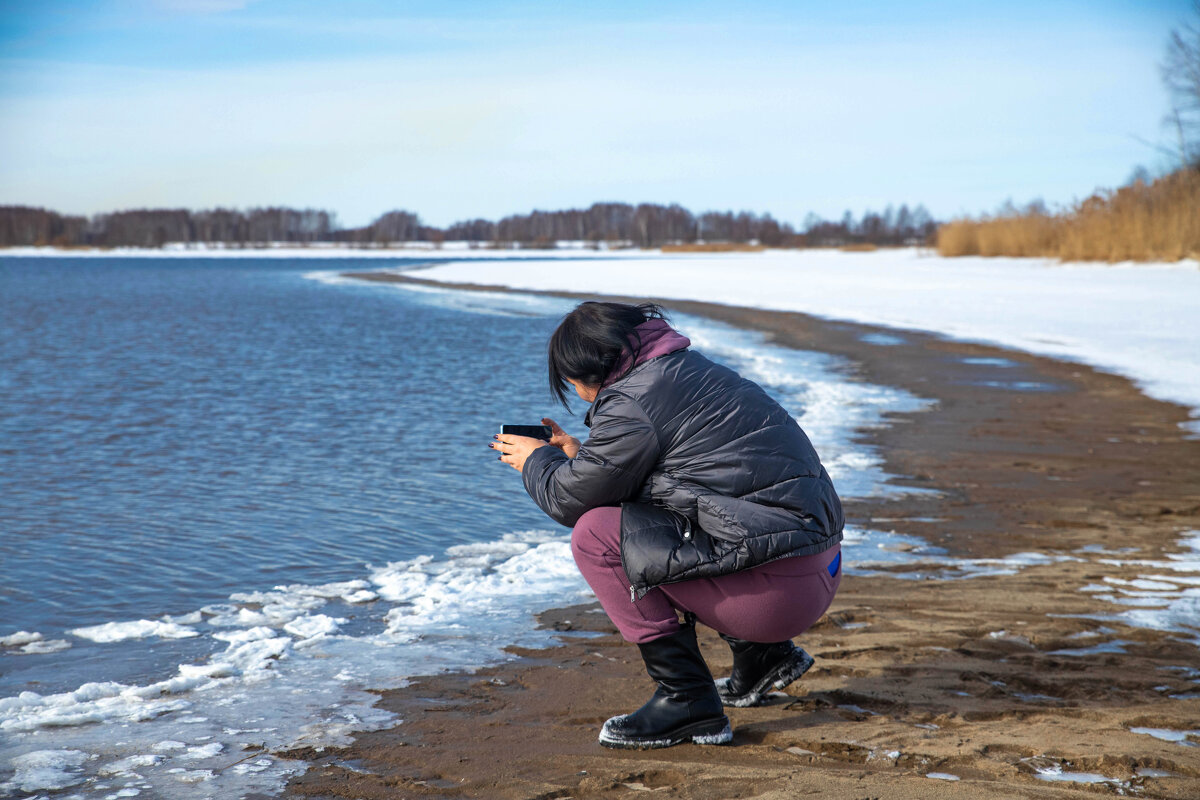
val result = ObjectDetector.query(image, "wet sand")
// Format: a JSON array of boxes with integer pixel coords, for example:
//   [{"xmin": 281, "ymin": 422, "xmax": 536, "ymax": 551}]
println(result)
[{"xmin": 283, "ymin": 271, "xmax": 1200, "ymax": 799}]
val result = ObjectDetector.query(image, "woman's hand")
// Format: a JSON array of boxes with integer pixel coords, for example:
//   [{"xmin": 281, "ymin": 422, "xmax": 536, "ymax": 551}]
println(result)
[
  {"xmin": 542, "ymin": 417, "xmax": 581, "ymax": 459},
  {"xmin": 492, "ymin": 434, "xmax": 549, "ymax": 473}
]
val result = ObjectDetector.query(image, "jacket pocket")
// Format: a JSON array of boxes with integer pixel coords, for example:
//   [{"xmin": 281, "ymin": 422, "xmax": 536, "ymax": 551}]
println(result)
[{"xmin": 619, "ymin": 502, "xmax": 695, "ymax": 596}]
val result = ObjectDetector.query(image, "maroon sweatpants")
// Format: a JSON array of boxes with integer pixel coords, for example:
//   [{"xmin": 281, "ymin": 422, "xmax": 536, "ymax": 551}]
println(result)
[{"xmin": 570, "ymin": 506, "xmax": 841, "ymax": 644}]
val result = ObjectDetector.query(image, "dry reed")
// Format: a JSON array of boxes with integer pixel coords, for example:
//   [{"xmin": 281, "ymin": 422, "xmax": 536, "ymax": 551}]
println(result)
[
  {"xmin": 661, "ymin": 242, "xmax": 767, "ymax": 253},
  {"xmin": 936, "ymin": 169, "xmax": 1200, "ymax": 262}
]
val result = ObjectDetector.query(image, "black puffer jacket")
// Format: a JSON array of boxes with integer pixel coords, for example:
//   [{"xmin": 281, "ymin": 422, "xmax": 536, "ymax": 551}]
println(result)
[{"xmin": 522, "ymin": 321, "xmax": 843, "ymax": 598}]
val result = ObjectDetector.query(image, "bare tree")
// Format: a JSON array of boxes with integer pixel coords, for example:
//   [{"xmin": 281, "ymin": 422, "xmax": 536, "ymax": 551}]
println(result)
[
  {"xmin": 0, "ymin": 206, "xmax": 86, "ymax": 246},
  {"xmin": 370, "ymin": 210, "xmax": 421, "ymax": 243},
  {"xmin": 1163, "ymin": 1, "xmax": 1200, "ymax": 166}
]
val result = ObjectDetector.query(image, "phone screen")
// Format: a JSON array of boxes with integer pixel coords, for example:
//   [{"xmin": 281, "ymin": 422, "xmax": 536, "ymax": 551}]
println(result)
[{"xmin": 500, "ymin": 424, "xmax": 553, "ymax": 441}]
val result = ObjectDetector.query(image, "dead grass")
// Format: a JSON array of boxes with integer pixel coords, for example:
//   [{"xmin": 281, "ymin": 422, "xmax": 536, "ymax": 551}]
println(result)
[
  {"xmin": 937, "ymin": 168, "xmax": 1200, "ymax": 262},
  {"xmin": 838, "ymin": 243, "xmax": 879, "ymax": 252},
  {"xmin": 660, "ymin": 242, "xmax": 767, "ymax": 253}
]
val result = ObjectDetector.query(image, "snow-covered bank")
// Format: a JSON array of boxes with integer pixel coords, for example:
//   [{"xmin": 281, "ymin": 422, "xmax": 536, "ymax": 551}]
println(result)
[{"xmin": 405, "ymin": 248, "xmax": 1200, "ymax": 429}]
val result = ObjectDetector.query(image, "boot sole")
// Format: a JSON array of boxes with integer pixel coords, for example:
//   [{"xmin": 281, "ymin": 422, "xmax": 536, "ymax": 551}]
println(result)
[
  {"xmin": 598, "ymin": 716, "xmax": 733, "ymax": 750},
  {"xmin": 717, "ymin": 647, "xmax": 815, "ymax": 708}
]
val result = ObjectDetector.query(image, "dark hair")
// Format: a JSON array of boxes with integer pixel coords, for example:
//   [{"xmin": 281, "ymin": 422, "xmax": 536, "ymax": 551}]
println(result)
[{"xmin": 548, "ymin": 301, "xmax": 668, "ymax": 408}]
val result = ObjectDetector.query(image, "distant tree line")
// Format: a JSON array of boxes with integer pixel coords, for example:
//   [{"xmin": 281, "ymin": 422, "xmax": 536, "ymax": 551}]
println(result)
[
  {"xmin": 801, "ymin": 204, "xmax": 936, "ymax": 247},
  {"xmin": 0, "ymin": 206, "xmax": 335, "ymax": 248},
  {"xmin": 444, "ymin": 203, "xmax": 800, "ymax": 248},
  {"xmin": 0, "ymin": 201, "xmax": 938, "ymax": 249}
]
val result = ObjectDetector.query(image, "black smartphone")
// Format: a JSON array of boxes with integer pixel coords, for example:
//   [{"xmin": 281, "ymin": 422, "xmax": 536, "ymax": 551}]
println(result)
[{"xmin": 501, "ymin": 424, "xmax": 552, "ymax": 441}]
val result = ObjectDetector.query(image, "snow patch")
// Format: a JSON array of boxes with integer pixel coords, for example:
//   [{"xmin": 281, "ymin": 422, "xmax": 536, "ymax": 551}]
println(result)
[
  {"xmin": 0, "ymin": 631, "xmax": 43, "ymax": 647},
  {"xmin": 1077, "ymin": 531, "xmax": 1200, "ymax": 642},
  {"xmin": 1129, "ymin": 726, "xmax": 1200, "ymax": 744},
  {"xmin": 1032, "ymin": 765, "xmax": 1113, "ymax": 784},
  {"xmin": 69, "ymin": 619, "xmax": 200, "ymax": 643},
  {"xmin": 98, "ymin": 753, "xmax": 164, "ymax": 775},
  {"xmin": 0, "ymin": 749, "xmax": 89, "ymax": 793},
  {"xmin": 15, "ymin": 638, "xmax": 72, "ymax": 655}
]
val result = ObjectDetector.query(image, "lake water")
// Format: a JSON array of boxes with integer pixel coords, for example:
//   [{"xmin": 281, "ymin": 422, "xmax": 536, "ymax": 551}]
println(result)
[{"xmin": 0, "ymin": 255, "xmax": 928, "ymax": 798}]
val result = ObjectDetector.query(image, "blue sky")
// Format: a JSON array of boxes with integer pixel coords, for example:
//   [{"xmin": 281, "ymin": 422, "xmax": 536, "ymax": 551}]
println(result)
[{"xmin": 0, "ymin": 0, "xmax": 1192, "ymax": 227}]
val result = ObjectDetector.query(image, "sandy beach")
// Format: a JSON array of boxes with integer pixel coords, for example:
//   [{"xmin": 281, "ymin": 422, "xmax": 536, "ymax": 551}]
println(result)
[{"xmin": 283, "ymin": 271, "xmax": 1200, "ymax": 799}]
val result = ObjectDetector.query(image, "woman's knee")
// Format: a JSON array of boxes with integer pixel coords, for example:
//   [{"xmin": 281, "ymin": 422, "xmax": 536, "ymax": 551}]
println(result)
[{"xmin": 570, "ymin": 506, "xmax": 622, "ymax": 560}]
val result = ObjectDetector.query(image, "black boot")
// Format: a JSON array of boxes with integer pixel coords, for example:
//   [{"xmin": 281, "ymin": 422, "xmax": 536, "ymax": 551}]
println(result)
[
  {"xmin": 715, "ymin": 633, "xmax": 815, "ymax": 707},
  {"xmin": 598, "ymin": 624, "xmax": 732, "ymax": 749}
]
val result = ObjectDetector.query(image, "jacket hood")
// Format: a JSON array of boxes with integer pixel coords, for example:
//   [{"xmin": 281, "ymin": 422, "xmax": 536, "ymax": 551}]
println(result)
[{"xmin": 602, "ymin": 319, "xmax": 691, "ymax": 388}]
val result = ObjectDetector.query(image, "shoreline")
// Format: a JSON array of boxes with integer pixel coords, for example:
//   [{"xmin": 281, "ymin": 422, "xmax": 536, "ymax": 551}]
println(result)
[{"xmin": 285, "ymin": 271, "xmax": 1200, "ymax": 798}]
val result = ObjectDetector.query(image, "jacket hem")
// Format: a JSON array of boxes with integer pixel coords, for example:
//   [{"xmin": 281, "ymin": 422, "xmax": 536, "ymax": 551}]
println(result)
[{"xmin": 628, "ymin": 530, "xmax": 845, "ymax": 597}]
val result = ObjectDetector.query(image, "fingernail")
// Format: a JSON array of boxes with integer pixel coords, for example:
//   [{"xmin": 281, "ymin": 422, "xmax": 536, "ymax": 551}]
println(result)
[
  {"xmin": 493, "ymin": 434, "xmax": 499, "ymax": 439},
  {"xmin": 497, "ymin": 456, "xmax": 502, "ymax": 460}
]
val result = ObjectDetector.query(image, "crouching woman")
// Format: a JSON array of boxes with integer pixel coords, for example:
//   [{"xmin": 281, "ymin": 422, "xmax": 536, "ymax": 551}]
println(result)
[{"xmin": 493, "ymin": 301, "xmax": 843, "ymax": 749}]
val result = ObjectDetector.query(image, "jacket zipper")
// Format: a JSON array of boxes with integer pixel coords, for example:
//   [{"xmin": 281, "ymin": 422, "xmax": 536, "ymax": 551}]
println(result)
[{"xmin": 630, "ymin": 515, "xmax": 693, "ymax": 602}]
